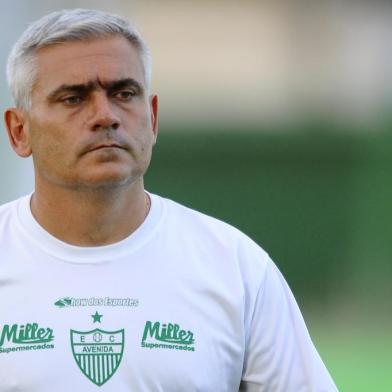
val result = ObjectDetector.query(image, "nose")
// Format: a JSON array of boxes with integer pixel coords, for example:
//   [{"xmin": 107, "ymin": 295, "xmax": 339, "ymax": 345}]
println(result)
[{"xmin": 88, "ymin": 92, "xmax": 120, "ymax": 131}]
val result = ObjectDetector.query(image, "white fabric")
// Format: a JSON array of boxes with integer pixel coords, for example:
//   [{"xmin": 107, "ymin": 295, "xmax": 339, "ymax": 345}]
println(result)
[{"xmin": 0, "ymin": 193, "xmax": 338, "ymax": 391}]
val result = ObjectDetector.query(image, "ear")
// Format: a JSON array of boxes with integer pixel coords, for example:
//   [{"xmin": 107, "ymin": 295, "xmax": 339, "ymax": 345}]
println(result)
[
  {"xmin": 149, "ymin": 94, "xmax": 159, "ymax": 144},
  {"xmin": 4, "ymin": 108, "xmax": 32, "ymax": 157}
]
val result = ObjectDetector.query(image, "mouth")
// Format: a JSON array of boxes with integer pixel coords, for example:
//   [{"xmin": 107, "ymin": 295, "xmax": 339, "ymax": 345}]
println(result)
[
  {"xmin": 80, "ymin": 139, "xmax": 130, "ymax": 157},
  {"xmin": 92, "ymin": 144, "xmax": 122, "ymax": 150},
  {"xmin": 86, "ymin": 143, "xmax": 127, "ymax": 154}
]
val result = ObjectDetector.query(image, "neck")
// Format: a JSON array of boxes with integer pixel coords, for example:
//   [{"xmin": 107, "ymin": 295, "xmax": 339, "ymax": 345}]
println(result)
[{"xmin": 30, "ymin": 179, "xmax": 150, "ymax": 246}]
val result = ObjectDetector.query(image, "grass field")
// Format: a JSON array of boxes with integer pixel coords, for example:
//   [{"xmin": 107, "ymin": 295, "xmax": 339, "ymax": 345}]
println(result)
[{"xmin": 311, "ymin": 323, "xmax": 392, "ymax": 391}]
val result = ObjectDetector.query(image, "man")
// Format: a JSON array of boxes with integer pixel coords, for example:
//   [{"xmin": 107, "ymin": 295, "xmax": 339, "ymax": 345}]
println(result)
[{"xmin": 0, "ymin": 9, "xmax": 338, "ymax": 391}]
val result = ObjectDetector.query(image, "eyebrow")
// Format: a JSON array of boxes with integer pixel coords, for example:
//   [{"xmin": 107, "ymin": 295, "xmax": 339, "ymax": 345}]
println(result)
[{"xmin": 47, "ymin": 78, "xmax": 143, "ymax": 101}]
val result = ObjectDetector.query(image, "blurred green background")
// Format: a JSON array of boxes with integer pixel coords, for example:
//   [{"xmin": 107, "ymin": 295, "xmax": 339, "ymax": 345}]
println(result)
[{"xmin": 1, "ymin": 1, "xmax": 392, "ymax": 390}]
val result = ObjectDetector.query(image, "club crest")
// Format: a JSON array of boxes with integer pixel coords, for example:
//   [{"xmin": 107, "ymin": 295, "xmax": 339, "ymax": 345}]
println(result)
[{"xmin": 70, "ymin": 328, "xmax": 124, "ymax": 386}]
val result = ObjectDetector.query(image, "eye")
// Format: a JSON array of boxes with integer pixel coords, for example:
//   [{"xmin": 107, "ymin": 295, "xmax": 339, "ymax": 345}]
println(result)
[
  {"xmin": 61, "ymin": 96, "xmax": 83, "ymax": 105},
  {"xmin": 114, "ymin": 90, "xmax": 136, "ymax": 101}
]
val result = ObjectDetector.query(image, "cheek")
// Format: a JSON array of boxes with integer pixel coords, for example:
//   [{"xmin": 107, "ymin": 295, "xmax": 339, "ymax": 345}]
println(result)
[
  {"xmin": 29, "ymin": 120, "xmax": 72, "ymax": 166},
  {"xmin": 138, "ymin": 123, "xmax": 155, "ymax": 154},
  {"xmin": 129, "ymin": 109, "xmax": 154, "ymax": 146}
]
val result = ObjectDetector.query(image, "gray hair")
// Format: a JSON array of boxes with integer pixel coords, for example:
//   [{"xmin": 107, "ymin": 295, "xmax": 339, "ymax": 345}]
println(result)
[{"xmin": 6, "ymin": 8, "xmax": 152, "ymax": 109}]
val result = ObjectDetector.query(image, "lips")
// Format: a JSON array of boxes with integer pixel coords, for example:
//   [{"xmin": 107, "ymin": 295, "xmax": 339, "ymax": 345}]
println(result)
[
  {"xmin": 79, "ymin": 137, "xmax": 130, "ymax": 156},
  {"xmin": 81, "ymin": 142, "xmax": 128, "ymax": 155},
  {"xmin": 90, "ymin": 144, "xmax": 123, "ymax": 151}
]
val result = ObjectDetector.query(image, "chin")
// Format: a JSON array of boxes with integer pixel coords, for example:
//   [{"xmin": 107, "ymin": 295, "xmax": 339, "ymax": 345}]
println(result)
[
  {"xmin": 80, "ymin": 169, "xmax": 143, "ymax": 189},
  {"xmin": 81, "ymin": 177, "xmax": 134, "ymax": 189}
]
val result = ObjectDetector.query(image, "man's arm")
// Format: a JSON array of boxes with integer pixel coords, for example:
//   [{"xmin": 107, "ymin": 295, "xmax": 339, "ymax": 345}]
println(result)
[{"xmin": 240, "ymin": 259, "xmax": 338, "ymax": 391}]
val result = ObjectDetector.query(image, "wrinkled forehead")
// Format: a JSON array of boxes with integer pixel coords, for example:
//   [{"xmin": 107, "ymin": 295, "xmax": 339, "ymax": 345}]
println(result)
[{"xmin": 32, "ymin": 36, "xmax": 145, "ymax": 96}]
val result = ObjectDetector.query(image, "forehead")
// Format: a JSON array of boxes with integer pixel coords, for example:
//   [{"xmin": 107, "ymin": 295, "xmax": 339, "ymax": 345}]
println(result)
[{"xmin": 33, "ymin": 36, "xmax": 144, "ymax": 96}]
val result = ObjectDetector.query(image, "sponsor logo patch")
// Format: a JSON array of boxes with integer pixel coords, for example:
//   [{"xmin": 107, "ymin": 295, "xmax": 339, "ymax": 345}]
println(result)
[
  {"xmin": 55, "ymin": 296, "xmax": 138, "ymax": 308},
  {"xmin": 0, "ymin": 323, "xmax": 55, "ymax": 354},
  {"xmin": 141, "ymin": 321, "xmax": 195, "ymax": 352}
]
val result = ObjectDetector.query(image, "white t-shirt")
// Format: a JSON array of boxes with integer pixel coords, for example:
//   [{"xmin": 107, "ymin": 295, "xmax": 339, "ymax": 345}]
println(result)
[{"xmin": 0, "ymin": 193, "xmax": 338, "ymax": 391}]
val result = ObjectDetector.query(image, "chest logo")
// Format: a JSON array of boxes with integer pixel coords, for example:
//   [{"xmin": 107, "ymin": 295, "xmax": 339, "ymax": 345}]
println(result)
[
  {"xmin": 70, "ymin": 328, "xmax": 124, "ymax": 386},
  {"xmin": 0, "ymin": 323, "xmax": 55, "ymax": 355},
  {"xmin": 141, "ymin": 321, "xmax": 195, "ymax": 352}
]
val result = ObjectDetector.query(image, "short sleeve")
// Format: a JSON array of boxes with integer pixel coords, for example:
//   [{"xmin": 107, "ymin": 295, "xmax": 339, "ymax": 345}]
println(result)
[{"xmin": 240, "ymin": 259, "xmax": 339, "ymax": 392}]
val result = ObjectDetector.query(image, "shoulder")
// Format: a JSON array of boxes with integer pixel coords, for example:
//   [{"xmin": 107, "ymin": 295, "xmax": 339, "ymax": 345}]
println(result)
[
  {"xmin": 0, "ymin": 197, "xmax": 20, "ymax": 218},
  {"xmin": 156, "ymin": 193, "xmax": 271, "ymax": 271},
  {"xmin": 159, "ymin": 194, "xmax": 255, "ymax": 240},
  {"xmin": 0, "ymin": 194, "xmax": 30, "ymax": 226}
]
